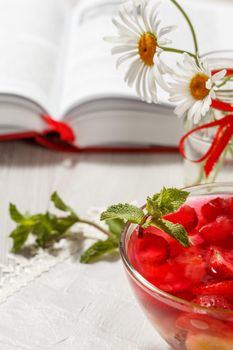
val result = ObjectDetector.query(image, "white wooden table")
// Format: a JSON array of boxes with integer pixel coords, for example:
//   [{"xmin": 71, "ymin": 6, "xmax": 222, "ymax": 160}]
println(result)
[{"xmin": 0, "ymin": 141, "xmax": 183, "ymax": 350}]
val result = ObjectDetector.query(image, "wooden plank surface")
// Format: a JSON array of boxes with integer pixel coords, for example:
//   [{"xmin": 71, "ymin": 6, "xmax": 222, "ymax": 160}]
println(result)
[{"xmin": 0, "ymin": 141, "xmax": 183, "ymax": 349}]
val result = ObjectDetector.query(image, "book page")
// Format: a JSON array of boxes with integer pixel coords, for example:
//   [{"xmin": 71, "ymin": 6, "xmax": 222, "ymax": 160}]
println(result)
[
  {"xmin": 60, "ymin": 0, "xmax": 135, "ymax": 116},
  {"xmin": 0, "ymin": 0, "xmax": 69, "ymax": 116},
  {"xmin": 61, "ymin": 0, "xmax": 233, "ymax": 116}
]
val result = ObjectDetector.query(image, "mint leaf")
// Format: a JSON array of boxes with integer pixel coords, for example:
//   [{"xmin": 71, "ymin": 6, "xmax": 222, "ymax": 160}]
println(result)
[
  {"xmin": 80, "ymin": 237, "xmax": 118, "ymax": 264},
  {"xmin": 153, "ymin": 218, "xmax": 190, "ymax": 247},
  {"xmin": 105, "ymin": 218, "xmax": 125, "ymax": 238},
  {"xmin": 31, "ymin": 213, "xmax": 57, "ymax": 248},
  {"xmin": 9, "ymin": 203, "xmax": 24, "ymax": 224},
  {"xmin": 146, "ymin": 197, "xmax": 161, "ymax": 217},
  {"xmin": 153, "ymin": 187, "xmax": 189, "ymax": 215},
  {"xmin": 54, "ymin": 216, "xmax": 78, "ymax": 233},
  {"xmin": 32, "ymin": 213, "xmax": 78, "ymax": 248},
  {"xmin": 9, "ymin": 195, "xmax": 80, "ymax": 252},
  {"xmin": 101, "ymin": 204, "xmax": 144, "ymax": 223},
  {"xmin": 10, "ymin": 226, "xmax": 31, "ymax": 253},
  {"xmin": 51, "ymin": 192, "xmax": 78, "ymax": 218}
]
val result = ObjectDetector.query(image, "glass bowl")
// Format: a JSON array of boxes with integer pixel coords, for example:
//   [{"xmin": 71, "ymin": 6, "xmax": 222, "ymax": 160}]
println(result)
[{"xmin": 120, "ymin": 183, "xmax": 233, "ymax": 350}]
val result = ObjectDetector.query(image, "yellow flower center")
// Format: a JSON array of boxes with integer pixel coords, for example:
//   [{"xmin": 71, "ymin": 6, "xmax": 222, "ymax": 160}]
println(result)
[
  {"xmin": 138, "ymin": 33, "xmax": 157, "ymax": 66},
  {"xmin": 189, "ymin": 73, "xmax": 209, "ymax": 100}
]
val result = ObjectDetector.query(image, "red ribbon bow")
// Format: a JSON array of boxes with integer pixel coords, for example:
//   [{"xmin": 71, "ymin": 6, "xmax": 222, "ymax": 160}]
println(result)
[{"xmin": 179, "ymin": 70, "xmax": 233, "ymax": 178}]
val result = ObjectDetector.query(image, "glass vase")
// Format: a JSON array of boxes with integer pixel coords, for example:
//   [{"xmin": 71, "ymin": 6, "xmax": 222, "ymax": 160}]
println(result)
[{"xmin": 183, "ymin": 51, "xmax": 233, "ymax": 186}]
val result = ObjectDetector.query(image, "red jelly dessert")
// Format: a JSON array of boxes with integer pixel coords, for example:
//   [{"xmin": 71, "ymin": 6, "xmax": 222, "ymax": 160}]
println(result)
[{"xmin": 121, "ymin": 189, "xmax": 233, "ymax": 350}]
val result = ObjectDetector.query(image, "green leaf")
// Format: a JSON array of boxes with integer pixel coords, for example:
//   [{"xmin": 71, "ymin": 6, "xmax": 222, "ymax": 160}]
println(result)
[
  {"xmin": 51, "ymin": 192, "xmax": 78, "ymax": 218},
  {"xmin": 152, "ymin": 218, "xmax": 190, "ymax": 247},
  {"xmin": 10, "ymin": 225, "xmax": 31, "ymax": 253},
  {"xmin": 32, "ymin": 212, "xmax": 78, "ymax": 248},
  {"xmin": 101, "ymin": 204, "xmax": 144, "ymax": 224},
  {"xmin": 105, "ymin": 218, "xmax": 125, "ymax": 238},
  {"xmin": 153, "ymin": 187, "xmax": 189, "ymax": 215},
  {"xmin": 80, "ymin": 237, "xmax": 119, "ymax": 264},
  {"xmin": 146, "ymin": 197, "xmax": 161, "ymax": 217},
  {"xmin": 31, "ymin": 213, "xmax": 54, "ymax": 248},
  {"xmin": 9, "ymin": 203, "xmax": 24, "ymax": 224},
  {"xmin": 55, "ymin": 216, "xmax": 78, "ymax": 233}
]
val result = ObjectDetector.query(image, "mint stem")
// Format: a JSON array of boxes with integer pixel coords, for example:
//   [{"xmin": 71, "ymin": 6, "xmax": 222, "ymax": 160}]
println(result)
[{"xmin": 79, "ymin": 219, "xmax": 111, "ymax": 237}]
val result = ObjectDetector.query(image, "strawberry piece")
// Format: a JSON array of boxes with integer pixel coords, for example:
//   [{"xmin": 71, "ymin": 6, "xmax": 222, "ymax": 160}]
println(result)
[
  {"xmin": 173, "ymin": 247, "xmax": 206, "ymax": 286},
  {"xmin": 189, "ymin": 231, "xmax": 205, "ymax": 247},
  {"xmin": 201, "ymin": 197, "xmax": 226, "ymax": 222},
  {"xmin": 129, "ymin": 231, "xmax": 170, "ymax": 278},
  {"xmin": 165, "ymin": 205, "xmax": 198, "ymax": 231},
  {"xmin": 150, "ymin": 247, "xmax": 206, "ymax": 295},
  {"xmin": 193, "ymin": 281, "xmax": 233, "ymax": 298},
  {"xmin": 144, "ymin": 226, "xmax": 186, "ymax": 258},
  {"xmin": 149, "ymin": 262, "xmax": 192, "ymax": 294},
  {"xmin": 207, "ymin": 247, "xmax": 233, "ymax": 280},
  {"xmin": 193, "ymin": 295, "xmax": 233, "ymax": 310},
  {"xmin": 199, "ymin": 217, "xmax": 233, "ymax": 246}
]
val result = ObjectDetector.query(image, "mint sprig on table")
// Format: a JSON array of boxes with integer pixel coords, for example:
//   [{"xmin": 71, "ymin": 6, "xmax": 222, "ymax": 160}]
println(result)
[{"xmin": 9, "ymin": 187, "xmax": 190, "ymax": 264}]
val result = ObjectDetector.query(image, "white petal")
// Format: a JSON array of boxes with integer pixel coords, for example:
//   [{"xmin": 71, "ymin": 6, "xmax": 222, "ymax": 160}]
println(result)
[
  {"xmin": 158, "ymin": 38, "xmax": 172, "ymax": 46},
  {"xmin": 143, "ymin": 67, "xmax": 152, "ymax": 103},
  {"xmin": 187, "ymin": 100, "xmax": 202, "ymax": 123},
  {"xmin": 116, "ymin": 51, "xmax": 137, "ymax": 69},
  {"xmin": 158, "ymin": 25, "xmax": 176, "ymax": 37},
  {"xmin": 206, "ymin": 78, "xmax": 212, "ymax": 90},
  {"xmin": 112, "ymin": 18, "xmax": 138, "ymax": 37},
  {"xmin": 202, "ymin": 94, "xmax": 212, "ymax": 115},
  {"xmin": 212, "ymin": 69, "xmax": 227, "ymax": 83},
  {"xmin": 119, "ymin": 7, "xmax": 141, "ymax": 36},
  {"xmin": 154, "ymin": 65, "xmax": 170, "ymax": 91},
  {"xmin": 193, "ymin": 101, "xmax": 205, "ymax": 123},
  {"xmin": 169, "ymin": 94, "xmax": 190, "ymax": 103},
  {"xmin": 149, "ymin": 3, "xmax": 160, "ymax": 32},
  {"xmin": 112, "ymin": 46, "xmax": 137, "ymax": 55},
  {"xmin": 104, "ymin": 36, "xmax": 136, "ymax": 44},
  {"xmin": 136, "ymin": 62, "xmax": 145, "ymax": 98},
  {"xmin": 175, "ymin": 99, "xmax": 194, "ymax": 118},
  {"xmin": 148, "ymin": 68, "xmax": 158, "ymax": 103},
  {"xmin": 125, "ymin": 58, "xmax": 141, "ymax": 86},
  {"xmin": 157, "ymin": 55, "xmax": 173, "ymax": 74},
  {"xmin": 210, "ymin": 89, "xmax": 216, "ymax": 99},
  {"xmin": 139, "ymin": 65, "xmax": 148, "ymax": 101}
]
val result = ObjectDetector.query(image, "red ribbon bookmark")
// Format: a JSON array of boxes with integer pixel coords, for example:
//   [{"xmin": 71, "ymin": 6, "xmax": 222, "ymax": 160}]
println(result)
[{"xmin": 43, "ymin": 115, "xmax": 75, "ymax": 143}]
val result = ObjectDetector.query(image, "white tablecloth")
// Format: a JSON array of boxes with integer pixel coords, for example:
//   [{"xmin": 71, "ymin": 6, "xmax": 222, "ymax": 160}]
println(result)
[{"xmin": 0, "ymin": 142, "xmax": 183, "ymax": 349}]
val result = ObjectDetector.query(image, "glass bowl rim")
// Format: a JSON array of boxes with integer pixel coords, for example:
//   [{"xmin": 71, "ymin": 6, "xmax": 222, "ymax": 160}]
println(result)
[{"xmin": 120, "ymin": 182, "xmax": 233, "ymax": 316}]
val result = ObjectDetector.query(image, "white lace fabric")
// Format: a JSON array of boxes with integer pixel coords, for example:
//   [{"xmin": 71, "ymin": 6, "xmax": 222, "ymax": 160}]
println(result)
[{"xmin": 0, "ymin": 208, "xmax": 106, "ymax": 304}]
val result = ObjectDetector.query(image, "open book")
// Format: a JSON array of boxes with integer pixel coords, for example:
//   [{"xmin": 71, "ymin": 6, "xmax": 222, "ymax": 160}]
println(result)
[{"xmin": 0, "ymin": 0, "xmax": 232, "ymax": 152}]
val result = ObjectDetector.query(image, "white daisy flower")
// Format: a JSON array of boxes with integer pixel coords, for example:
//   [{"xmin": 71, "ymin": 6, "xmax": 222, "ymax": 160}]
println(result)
[
  {"xmin": 105, "ymin": 0, "xmax": 174, "ymax": 103},
  {"xmin": 168, "ymin": 54, "xmax": 226, "ymax": 124}
]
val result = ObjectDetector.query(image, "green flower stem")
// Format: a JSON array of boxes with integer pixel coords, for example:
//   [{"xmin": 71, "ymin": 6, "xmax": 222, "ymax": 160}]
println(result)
[
  {"xmin": 216, "ymin": 74, "xmax": 233, "ymax": 88},
  {"xmin": 159, "ymin": 46, "xmax": 197, "ymax": 60},
  {"xmin": 78, "ymin": 219, "xmax": 111, "ymax": 237},
  {"xmin": 194, "ymin": 162, "xmax": 205, "ymax": 185},
  {"xmin": 211, "ymin": 146, "xmax": 229, "ymax": 182},
  {"xmin": 169, "ymin": 0, "xmax": 199, "ymax": 56}
]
